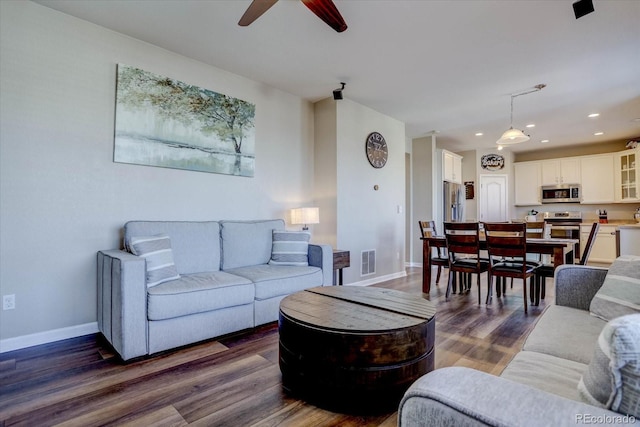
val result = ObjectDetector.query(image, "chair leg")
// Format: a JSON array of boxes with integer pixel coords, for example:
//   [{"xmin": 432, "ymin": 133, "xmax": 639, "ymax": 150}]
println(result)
[
  {"xmin": 435, "ymin": 266, "xmax": 442, "ymax": 284},
  {"xmin": 495, "ymin": 275, "xmax": 501, "ymax": 298},
  {"xmin": 486, "ymin": 274, "xmax": 493, "ymax": 304},
  {"xmin": 510, "ymin": 277, "xmax": 513, "ymax": 289},
  {"xmin": 529, "ymin": 279, "xmax": 535, "ymax": 304},
  {"xmin": 476, "ymin": 273, "xmax": 481, "ymax": 305},
  {"xmin": 502, "ymin": 278, "xmax": 506, "ymax": 294},
  {"xmin": 540, "ymin": 276, "xmax": 546, "ymax": 300},
  {"xmin": 522, "ymin": 278, "xmax": 528, "ymax": 314},
  {"xmin": 446, "ymin": 271, "xmax": 453, "ymax": 300}
]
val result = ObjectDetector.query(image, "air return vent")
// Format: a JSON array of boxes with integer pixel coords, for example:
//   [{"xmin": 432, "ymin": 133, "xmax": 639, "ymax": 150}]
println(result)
[{"xmin": 361, "ymin": 250, "xmax": 376, "ymax": 276}]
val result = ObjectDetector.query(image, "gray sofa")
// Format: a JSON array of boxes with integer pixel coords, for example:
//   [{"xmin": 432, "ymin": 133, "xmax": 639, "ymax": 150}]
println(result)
[
  {"xmin": 399, "ymin": 255, "xmax": 640, "ymax": 426},
  {"xmin": 97, "ymin": 219, "xmax": 332, "ymax": 361}
]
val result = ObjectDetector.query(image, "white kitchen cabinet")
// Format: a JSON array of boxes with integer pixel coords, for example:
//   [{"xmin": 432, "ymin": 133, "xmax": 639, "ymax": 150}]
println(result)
[
  {"xmin": 614, "ymin": 148, "xmax": 639, "ymax": 202},
  {"xmin": 514, "ymin": 161, "xmax": 541, "ymax": 206},
  {"xmin": 580, "ymin": 154, "xmax": 615, "ymax": 204},
  {"xmin": 541, "ymin": 157, "xmax": 581, "ymax": 186},
  {"xmin": 582, "ymin": 224, "xmax": 616, "ymax": 264},
  {"xmin": 443, "ymin": 150, "xmax": 462, "ymax": 184}
]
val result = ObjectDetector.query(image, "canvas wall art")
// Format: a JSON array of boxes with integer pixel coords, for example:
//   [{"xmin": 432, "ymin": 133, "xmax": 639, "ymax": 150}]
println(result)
[{"xmin": 114, "ymin": 64, "xmax": 256, "ymax": 177}]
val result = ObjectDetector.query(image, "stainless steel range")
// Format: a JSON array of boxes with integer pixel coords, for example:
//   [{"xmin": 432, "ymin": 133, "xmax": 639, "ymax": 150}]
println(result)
[{"xmin": 542, "ymin": 211, "xmax": 582, "ymax": 260}]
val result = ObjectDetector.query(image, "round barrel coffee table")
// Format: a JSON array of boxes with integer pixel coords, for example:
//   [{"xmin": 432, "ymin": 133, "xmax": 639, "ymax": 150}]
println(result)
[{"xmin": 279, "ymin": 286, "xmax": 436, "ymax": 413}]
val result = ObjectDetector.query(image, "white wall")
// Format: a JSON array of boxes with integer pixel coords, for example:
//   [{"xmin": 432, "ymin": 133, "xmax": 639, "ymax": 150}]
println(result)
[
  {"xmin": 313, "ymin": 98, "xmax": 407, "ymax": 284},
  {"xmin": 0, "ymin": 1, "xmax": 316, "ymax": 347},
  {"xmin": 336, "ymin": 100, "xmax": 406, "ymax": 283}
]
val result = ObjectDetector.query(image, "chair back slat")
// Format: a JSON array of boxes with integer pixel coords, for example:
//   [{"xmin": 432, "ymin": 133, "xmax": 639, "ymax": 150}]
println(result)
[
  {"xmin": 444, "ymin": 222, "xmax": 481, "ymax": 257},
  {"xmin": 525, "ymin": 221, "xmax": 546, "ymax": 238},
  {"xmin": 418, "ymin": 220, "xmax": 435, "ymax": 238},
  {"xmin": 483, "ymin": 222, "xmax": 527, "ymax": 259}
]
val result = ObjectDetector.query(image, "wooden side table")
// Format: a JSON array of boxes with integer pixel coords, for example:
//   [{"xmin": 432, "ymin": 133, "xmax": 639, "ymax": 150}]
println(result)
[{"xmin": 332, "ymin": 249, "xmax": 350, "ymax": 286}]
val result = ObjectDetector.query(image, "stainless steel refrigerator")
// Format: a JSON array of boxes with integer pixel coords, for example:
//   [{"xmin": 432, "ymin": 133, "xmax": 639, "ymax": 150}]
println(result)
[{"xmin": 443, "ymin": 181, "xmax": 465, "ymax": 223}]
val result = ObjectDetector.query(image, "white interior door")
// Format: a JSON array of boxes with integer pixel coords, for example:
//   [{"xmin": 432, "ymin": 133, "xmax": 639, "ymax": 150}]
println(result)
[{"xmin": 479, "ymin": 174, "xmax": 508, "ymax": 222}]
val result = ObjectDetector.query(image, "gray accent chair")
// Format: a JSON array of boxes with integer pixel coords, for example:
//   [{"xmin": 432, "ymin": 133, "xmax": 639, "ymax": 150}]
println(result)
[
  {"xmin": 97, "ymin": 219, "xmax": 332, "ymax": 361},
  {"xmin": 399, "ymin": 258, "xmax": 640, "ymax": 426}
]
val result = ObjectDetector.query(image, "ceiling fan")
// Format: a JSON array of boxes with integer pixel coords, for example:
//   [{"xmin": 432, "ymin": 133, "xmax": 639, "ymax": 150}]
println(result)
[{"xmin": 239, "ymin": 0, "xmax": 348, "ymax": 33}]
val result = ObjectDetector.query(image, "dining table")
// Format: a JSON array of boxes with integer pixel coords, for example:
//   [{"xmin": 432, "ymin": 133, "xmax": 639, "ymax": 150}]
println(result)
[{"xmin": 421, "ymin": 236, "xmax": 579, "ymax": 293}]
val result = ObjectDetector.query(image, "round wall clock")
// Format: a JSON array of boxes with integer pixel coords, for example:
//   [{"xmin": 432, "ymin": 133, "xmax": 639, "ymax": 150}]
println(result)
[{"xmin": 365, "ymin": 132, "xmax": 388, "ymax": 168}]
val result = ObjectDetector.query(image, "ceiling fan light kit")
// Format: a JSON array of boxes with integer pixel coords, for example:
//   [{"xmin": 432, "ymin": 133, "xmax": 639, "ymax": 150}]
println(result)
[{"xmin": 496, "ymin": 84, "xmax": 546, "ymax": 146}]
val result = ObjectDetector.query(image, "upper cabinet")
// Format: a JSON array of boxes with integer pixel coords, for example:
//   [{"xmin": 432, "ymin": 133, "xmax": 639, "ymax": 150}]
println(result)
[
  {"xmin": 514, "ymin": 161, "xmax": 541, "ymax": 206},
  {"xmin": 540, "ymin": 157, "xmax": 581, "ymax": 185},
  {"xmin": 580, "ymin": 154, "xmax": 615, "ymax": 204},
  {"xmin": 443, "ymin": 150, "xmax": 462, "ymax": 184},
  {"xmin": 614, "ymin": 148, "xmax": 639, "ymax": 202}
]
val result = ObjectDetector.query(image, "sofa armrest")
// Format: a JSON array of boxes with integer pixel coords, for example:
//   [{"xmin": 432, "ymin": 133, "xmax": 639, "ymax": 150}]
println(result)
[
  {"xmin": 399, "ymin": 367, "xmax": 636, "ymax": 427},
  {"xmin": 554, "ymin": 264, "xmax": 609, "ymax": 310},
  {"xmin": 97, "ymin": 250, "xmax": 148, "ymax": 361},
  {"xmin": 308, "ymin": 244, "xmax": 333, "ymax": 286}
]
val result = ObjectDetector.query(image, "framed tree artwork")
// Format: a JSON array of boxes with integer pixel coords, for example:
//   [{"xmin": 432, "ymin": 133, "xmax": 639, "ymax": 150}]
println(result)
[{"xmin": 114, "ymin": 64, "xmax": 256, "ymax": 177}]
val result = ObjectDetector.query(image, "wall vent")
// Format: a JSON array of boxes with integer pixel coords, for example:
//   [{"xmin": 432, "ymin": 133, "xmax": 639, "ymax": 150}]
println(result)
[{"xmin": 361, "ymin": 249, "xmax": 376, "ymax": 276}]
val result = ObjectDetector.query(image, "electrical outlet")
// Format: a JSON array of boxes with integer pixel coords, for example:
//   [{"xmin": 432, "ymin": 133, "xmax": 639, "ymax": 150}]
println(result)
[{"xmin": 3, "ymin": 294, "xmax": 15, "ymax": 310}]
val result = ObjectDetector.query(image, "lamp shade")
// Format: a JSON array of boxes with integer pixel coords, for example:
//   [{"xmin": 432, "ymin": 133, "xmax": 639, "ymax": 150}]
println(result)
[
  {"xmin": 291, "ymin": 207, "xmax": 319, "ymax": 226},
  {"xmin": 496, "ymin": 127, "xmax": 530, "ymax": 145}
]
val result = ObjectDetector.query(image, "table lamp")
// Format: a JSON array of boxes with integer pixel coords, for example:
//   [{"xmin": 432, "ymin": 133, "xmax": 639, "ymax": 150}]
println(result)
[{"xmin": 291, "ymin": 207, "xmax": 319, "ymax": 231}]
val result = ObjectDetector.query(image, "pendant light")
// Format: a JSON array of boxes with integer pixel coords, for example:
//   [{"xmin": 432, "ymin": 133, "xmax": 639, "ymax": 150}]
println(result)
[{"xmin": 496, "ymin": 84, "xmax": 546, "ymax": 146}]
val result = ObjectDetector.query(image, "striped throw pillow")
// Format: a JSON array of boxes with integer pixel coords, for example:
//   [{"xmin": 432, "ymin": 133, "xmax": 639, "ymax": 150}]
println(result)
[
  {"xmin": 268, "ymin": 230, "xmax": 310, "ymax": 266},
  {"xmin": 129, "ymin": 234, "xmax": 181, "ymax": 287},
  {"xmin": 590, "ymin": 255, "xmax": 640, "ymax": 321},
  {"xmin": 578, "ymin": 313, "xmax": 640, "ymax": 417}
]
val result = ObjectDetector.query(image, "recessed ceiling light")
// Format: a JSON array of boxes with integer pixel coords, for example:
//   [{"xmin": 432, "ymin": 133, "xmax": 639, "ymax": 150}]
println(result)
[
  {"xmin": 475, "ymin": 132, "xmax": 483, "ymax": 136},
  {"xmin": 541, "ymin": 139, "xmax": 549, "ymax": 143},
  {"xmin": 594, "ymin": 132, "xmax": 604, "ymax": 136},
  {"xmin": 497, "ymin": 145, "xmax": 503, "ymax": 151},
  {"xmin": 588, "ymin": 113, "xmax": 600, "ymax": 118},
  {"xmin": 526, "ymin": 124, "xmax": 535, "ymax": 128}
]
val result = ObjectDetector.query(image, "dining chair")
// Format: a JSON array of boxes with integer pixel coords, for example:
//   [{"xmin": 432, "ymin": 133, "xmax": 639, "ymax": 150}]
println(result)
[
  {"xmin": 533, "ymin": 222, "xmax": 599, "ymax": 304},
  {"xmin": 418, "ymin": 221, "xmax": 448, "ymax": 285},
  {"xmin": 483, "ymin": 222, "xmax": 540, "ymax": 314},
  {"xmin": 443, "ymin": 222, "xmax": 489, "ymax": 304},
  {"xmin": 504, "ymin": 221, "xmax": 546, "ymax": 292}
]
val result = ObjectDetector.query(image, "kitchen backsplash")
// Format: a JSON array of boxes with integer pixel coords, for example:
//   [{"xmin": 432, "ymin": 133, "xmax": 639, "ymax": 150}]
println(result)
[{"xmin": 514, "ymin": 203, "xmax": 640, "ymax": 222}]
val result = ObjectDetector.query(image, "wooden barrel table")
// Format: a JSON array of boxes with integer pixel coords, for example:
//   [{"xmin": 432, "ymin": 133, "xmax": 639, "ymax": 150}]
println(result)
[{"xmin": 279, "ymin": 286, "xmax": 436, "ymax": 413}]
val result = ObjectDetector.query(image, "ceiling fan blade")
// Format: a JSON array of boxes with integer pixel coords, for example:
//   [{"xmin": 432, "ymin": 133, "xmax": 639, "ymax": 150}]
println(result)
[
  {"xmin": 301, "ymin": 0, "xmax": 348, "ymax": 33},
  {"xmin": 238, "ymin": 0, "xmax": 279, "ymax": 26}
]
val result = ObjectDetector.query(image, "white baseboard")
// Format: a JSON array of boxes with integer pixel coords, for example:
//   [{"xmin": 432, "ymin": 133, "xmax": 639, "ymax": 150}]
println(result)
[
  {"xmin": 347, "ymin": 270, "xmax": 408, "ymax": 287},
  {"xmin": 405, "ymin": 262, "xmax": 423, "ymax": 268},
  {"xmin": 0, "ymin": 322, "xmax": 99, "ymax": 353}
]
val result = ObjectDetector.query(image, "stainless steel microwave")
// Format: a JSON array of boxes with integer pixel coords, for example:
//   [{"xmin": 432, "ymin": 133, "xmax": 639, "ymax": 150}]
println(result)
[{"xmin": 541, "ymin": 184, "xmax": 581, "ymax": 203}]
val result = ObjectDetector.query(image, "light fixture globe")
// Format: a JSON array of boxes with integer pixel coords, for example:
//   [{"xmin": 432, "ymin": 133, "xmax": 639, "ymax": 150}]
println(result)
[{"xmin": 496, "ymin": 127, "xmax": 530, "ymax": 145}]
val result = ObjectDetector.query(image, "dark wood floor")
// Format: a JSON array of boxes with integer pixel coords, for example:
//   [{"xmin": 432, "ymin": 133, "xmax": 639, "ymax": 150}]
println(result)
[{"xmin": 0, "ymin": 267, "xmax": 554, "ymax": 426}]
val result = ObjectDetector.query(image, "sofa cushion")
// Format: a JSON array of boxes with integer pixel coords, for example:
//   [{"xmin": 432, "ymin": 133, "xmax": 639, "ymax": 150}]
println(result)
[
  {"xmin": 220, "ymin": 220, "xmax": 285, "ymax": 270},
  {"xmin": 500, "ymin": 351, "xmax": 587, "ymax": 402},
  {"xmin": 523, "ymin": 305, "xmax": 606, "ymax": 364},
  {"xmin": 226, "ymin": 264, "xmax": 323, "ymax": 300},
  {"xmin": 578, "ymin": 313, "xmax": 640, "ymax": 417},
  {"xmin": 268, "ymin": 230, "xmax": 310, "ymax": 266},
  {"xmin": 129, "ymin": 234, "xmax": 180, "ymax": 287},
  {"xmin": 125, "ymin": 221, "xmax": 221, "ymax": 274},
  {"xmin": 147, "ymin": 271, "xmax": 254, "ymax": 321},
  {"xmin": 590, "ymin": 255, "xmax": 640, "ymax": 321}
]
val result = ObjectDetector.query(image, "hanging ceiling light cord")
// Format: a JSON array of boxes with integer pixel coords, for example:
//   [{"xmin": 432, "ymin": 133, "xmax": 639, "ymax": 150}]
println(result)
[{"xmin": 497, "ymin": 84, "xmax": 546, "ymax": 146}]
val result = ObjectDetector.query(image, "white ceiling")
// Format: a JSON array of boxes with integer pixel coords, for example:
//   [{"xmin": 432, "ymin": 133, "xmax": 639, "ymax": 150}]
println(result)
[{"xmin": 35, "ymin": 0, "xmax": 640, "ymax": 153}]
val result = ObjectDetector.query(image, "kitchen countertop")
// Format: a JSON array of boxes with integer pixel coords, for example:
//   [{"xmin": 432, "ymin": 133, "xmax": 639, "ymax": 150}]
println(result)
[{"xmin": 580, "ymin": 220, "xmax": 638, "ymax": 226}]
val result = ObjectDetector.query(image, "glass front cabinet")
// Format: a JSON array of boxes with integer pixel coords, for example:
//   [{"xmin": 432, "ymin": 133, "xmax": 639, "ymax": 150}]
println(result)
[{"xmin": 615, "ymin": 148, "xmax": 638, "ymax": 202}]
